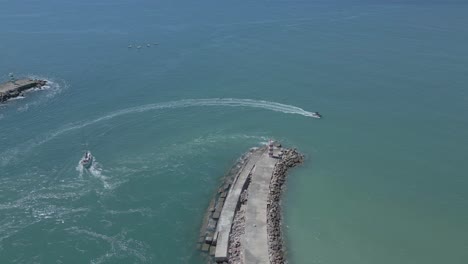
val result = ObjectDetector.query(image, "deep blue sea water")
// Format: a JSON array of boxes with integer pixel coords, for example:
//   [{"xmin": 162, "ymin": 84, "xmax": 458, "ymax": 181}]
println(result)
[{"xmin": 1, "ymin": 0, "xmax": 467, "ymax": 263}]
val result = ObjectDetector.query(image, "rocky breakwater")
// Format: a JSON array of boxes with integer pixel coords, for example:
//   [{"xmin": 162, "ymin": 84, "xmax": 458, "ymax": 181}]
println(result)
[
  {"xmin": 0, "ymin": 79, "xmax": 47, "ymax": 103},
  {"xmin": 267, "ymin": 148, "xmax": 304, "ymax": 264},
  {"xmin": 198, "ymin": 148, "xmax": 262, "ymax": 264},
  {"xmin": 199, "ymin": 144, "xmax": 304, "ymax": 264}
]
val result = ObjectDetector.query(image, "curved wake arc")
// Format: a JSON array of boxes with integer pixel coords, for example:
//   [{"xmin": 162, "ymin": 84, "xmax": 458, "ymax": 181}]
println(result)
[
  {"xmin": 40, "ymin": 98, "xmax": 317, "ymax": 143},
  {"xmin": 1, "ymin": 98, "xmax": 316, "ymax": 166}
]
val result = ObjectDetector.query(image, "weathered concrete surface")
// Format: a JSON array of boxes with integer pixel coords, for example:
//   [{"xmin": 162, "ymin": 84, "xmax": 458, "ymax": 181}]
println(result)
[
  {"xmin": 242, "ymin": 150, "xmax": 279, "ymax": 264},
  {"xmin": 0, "ymin": 79, "xmax": 47, "ymax": 102},
  {"xmin": 214, "ymin": 148, "xmax": 265, "ymax": 263}
]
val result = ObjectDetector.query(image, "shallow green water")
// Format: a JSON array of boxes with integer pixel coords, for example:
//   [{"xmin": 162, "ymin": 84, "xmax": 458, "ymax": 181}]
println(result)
[{"xmin": 1, "ymin": 0, "xmax": 467, "ymax": 263}]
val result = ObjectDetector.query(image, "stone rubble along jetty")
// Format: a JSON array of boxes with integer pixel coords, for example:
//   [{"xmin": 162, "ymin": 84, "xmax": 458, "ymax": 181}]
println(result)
[
  {"xmin": 199, "ymin": 143, "xmax": 304, "ymax": 264},
  {"xmin": 0, "ymin": 78, "xmax": 47, "ymax": 103},
  {"xmin": 228, "ymin": 189, "xmax": 248, "ymax": 264},
  {"xmin": 267, "ymin": 149, "xmax": 304, "ymax": 264}
]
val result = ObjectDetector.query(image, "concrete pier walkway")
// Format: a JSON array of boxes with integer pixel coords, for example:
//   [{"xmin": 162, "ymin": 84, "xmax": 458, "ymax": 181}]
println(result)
[
  {"xmin": 214, "ymin": 148, "xmax": 265, "ymax": 262},
  {"xmin": 242, "ymin": 150, "xmax": 279, "ymax": 264}
]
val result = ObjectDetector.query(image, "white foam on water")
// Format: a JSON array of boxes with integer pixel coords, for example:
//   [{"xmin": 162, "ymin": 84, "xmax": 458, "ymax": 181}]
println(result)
[
  {"xmin": 106, "ymin": 133, "xmax": 269, "ymax": 186},
  {"xmin": 0, "ymin": 180, "xmax": 91, "ymax": 245},
  {"xmin": 48, "ymin": 98, "xmax": 317, "ymax": 137},
  {"xmin": 25, "ymin": 76, "xmax": 65, "ymax": 99},
  {"xmin": 17, "ymin": 104, "xmax": 30, "ymax": 112},
  {"xmin": 56, "ymin": 98, "xmax": 316, "ymax": 134},
  {"xmin": 76, "ymin": 158, "xmax": 111, "ymax": 190},
  {"xmin": 66, "ymin": 227, "xmax": 150, "ymax": 264},
  {"xmin": 106, "ymin": 208, "xmax": 154, "ymax": 217},
  {"xmin": 0, "ymin": 132, "xmax": 270, "ymax": 253},
  {"xmin": 76, "ymin": 161, "xmax": 84, "ymax": 179},
  {"xmin": 9, "ymin": 96, "xmax": 26, "ymax": 101},
  {"xmin": 88, "ymin": 162, "xmax": 111, "ymax": 190},
  {"xmin": 1, "ymin": 98, "xmax": 315, "ymax": 166}
]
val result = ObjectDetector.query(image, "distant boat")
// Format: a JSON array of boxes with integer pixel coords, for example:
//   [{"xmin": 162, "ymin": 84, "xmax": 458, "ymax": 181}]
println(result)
[
  {"xmin": 80, "ymin": 151, "xmax": 93, "ymax": 169},
  {"xmin": 310, "ymin": 112, "xmax": 322, "ymax": 119},
  {"xmin": 128, "ymin": 45, "xmax": 133, "ymax": 48},
  {"xmin": 147, "ymin": 43, "xmax": 151, "ymax": 47},
  {"xmin": 137, "ymin": 46, "xmax": 142, "ymax": 49}
]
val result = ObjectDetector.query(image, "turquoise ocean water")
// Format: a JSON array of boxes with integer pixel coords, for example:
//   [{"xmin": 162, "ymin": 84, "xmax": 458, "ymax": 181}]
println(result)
[{"xmin": 1, "ymin": 0, "xmax": 467, "ymax": 263}]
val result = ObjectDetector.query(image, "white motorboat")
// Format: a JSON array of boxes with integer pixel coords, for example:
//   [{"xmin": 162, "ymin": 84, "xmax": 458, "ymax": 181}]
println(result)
[
  {"xmin": 310, "ymin": 112, "xmax": 322, "ymax": 119},
  {"xmin": 80, "ymin": 151, "xmax": 93, "ymax": 169}
]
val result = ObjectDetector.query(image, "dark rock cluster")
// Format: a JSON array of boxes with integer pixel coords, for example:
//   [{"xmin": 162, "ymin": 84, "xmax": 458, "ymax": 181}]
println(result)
[
  {"xmin": 0, "ymin": 79, "xmax": 47, "ymax": 103},
  {"xmin": 267, "ymin": 149, "xmax": 304, "ymax": 264}
]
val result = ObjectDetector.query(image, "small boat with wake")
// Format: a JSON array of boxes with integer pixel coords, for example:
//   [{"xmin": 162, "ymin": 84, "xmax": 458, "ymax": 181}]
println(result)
[
  {"xmin": 310, "ymin": 112, "xmax": 322, "ymax": 118},
  {"xmin": 80, "ymin": 151, "xmax": 93, "ymax": 169}
]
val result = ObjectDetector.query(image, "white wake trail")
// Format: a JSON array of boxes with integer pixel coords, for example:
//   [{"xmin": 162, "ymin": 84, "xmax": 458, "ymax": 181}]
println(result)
[
  {"xmin": 1, "ymin": 98, "xmax": 316, "ymax": 166},
  {"xmin": 51, "ymin": 98, "xmax": 315, "ymax": 136}
]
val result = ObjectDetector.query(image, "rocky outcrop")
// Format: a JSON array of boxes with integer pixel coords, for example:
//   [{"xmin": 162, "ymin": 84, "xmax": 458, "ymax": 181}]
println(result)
[
  {"xmin": 0, "ymin": 79, "xmax": 47, "ymax": 103},
  {"xmin": 267, "ymin": 149, "xmax": 304, "ymax": 264}
]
